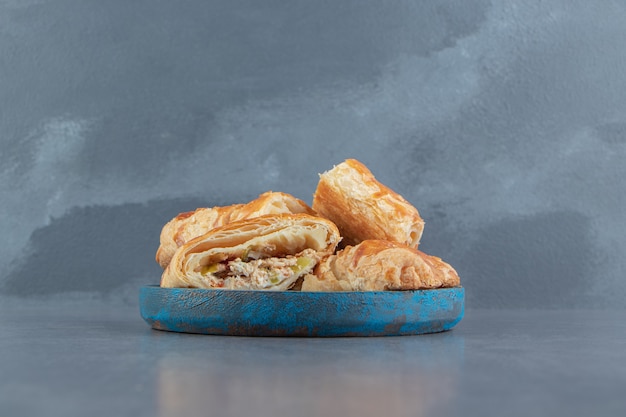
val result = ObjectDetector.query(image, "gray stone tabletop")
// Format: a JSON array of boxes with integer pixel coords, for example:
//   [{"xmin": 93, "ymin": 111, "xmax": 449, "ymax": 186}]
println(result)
[{"xmin": 1, "ymin": 303, "xmax": 625, "ymax": 417}]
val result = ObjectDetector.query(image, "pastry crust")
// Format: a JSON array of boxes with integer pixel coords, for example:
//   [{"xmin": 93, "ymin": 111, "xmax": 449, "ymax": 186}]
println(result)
[
  {"xmin": 161, "ymin": 213, "xmax": 341, "ymax": 290},
  {"xmin": 312, "ymin": 159, "xmax": 424, "ymax": 248},
  {"xmin": 301, "ymin": 240, "xmax": 460, "ymax": 291},
  {"xmin": 156, "ymin": 191, "xmax": 315, "ymax": 268}
]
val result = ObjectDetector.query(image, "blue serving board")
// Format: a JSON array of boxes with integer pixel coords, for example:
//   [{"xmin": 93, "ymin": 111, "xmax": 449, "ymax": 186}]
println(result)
[{"xmin": 139, "ymin": 285, "xmax": 464, "ymax": 337}]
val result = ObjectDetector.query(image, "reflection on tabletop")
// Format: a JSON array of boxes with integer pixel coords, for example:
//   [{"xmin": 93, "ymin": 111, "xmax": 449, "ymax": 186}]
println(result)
[{"xmin": 141, "ymin": 331, "xmax": 464, "ymax": 417}]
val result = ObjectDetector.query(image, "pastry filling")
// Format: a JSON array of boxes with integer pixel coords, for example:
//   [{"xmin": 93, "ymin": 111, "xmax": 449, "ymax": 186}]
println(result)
[{"xmin": 198, "ymin": 248, "xmax": 318, "ymax": 289}]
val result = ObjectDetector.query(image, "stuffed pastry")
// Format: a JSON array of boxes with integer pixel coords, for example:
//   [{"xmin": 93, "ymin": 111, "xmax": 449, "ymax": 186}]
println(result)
[
  {"xmin": 312, "ymin": 159, "xmax": 424, "ymax": 249},
  {"xmin": 301, "ymin": 240, "xmax": 460, "ymax": 291},
  {"xmin": 156, "ymin": 191, "xmax": 315, "ymax": 268},
  {"xmin": 160, "ymin": 213, "xmax": 341, "ymax": 290}
]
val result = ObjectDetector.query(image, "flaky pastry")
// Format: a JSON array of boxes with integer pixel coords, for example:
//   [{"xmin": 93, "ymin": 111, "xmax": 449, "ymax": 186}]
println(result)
[
  {"xmin": 312, "ymin": 159, "xmax": 424, "ymax": 248},
  {"xmin": 156, "ymin": 191, "xmax": 315, "ymax": 268},
  {"xmin": 301, "ymin": 240, "xmax": 460, "ymax": 291},
  {"xmin": 160, "ymin": 214, "xmax": 341, "ymax": 291}
]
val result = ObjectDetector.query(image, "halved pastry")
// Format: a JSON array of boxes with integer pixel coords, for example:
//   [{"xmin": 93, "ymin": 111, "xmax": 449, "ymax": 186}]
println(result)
[
  {"xmin": 312, "ymin": 159, "xmax": 424, "ymax": 248},
  {"xmin": 160, "ymin": 213, "xmax": 341, "ymax": 291},
  {"xmin": 301, "ymin": 240, "xmax": 460, "ymax": 291},
  {"xmin": 156, "ymin": 191, "xmax": 315, "ymax": 268}
]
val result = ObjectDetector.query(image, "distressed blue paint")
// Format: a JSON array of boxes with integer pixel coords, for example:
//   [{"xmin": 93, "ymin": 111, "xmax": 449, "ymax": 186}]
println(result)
[{"xmin": 139, "ymin": 286, "xmax": 464, "ymax": 337}]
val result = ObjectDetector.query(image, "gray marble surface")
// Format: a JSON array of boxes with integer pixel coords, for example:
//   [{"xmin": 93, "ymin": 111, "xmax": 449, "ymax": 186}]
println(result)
[{"xmin": 2, "ymin": 303, "xmax": 624, "ymax": 417}]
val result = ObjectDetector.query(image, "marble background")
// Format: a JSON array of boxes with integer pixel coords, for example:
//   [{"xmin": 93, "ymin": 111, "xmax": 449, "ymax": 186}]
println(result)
[{"xmin": 1, "ymin": 0, "xmax": 625, "ymax": 308}]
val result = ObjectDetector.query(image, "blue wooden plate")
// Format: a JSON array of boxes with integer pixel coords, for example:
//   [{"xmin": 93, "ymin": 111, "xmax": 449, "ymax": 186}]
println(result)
[{"xmin": 139, "ymin": 285, "xmax": 464, "ymax": 337}]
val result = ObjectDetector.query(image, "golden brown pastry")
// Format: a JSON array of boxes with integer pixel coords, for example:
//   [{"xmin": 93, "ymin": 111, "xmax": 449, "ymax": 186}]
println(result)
[
  {"xmin": 301, "ymin": 240, "xmax": 460, "ymax": 291},
  {"xmin": 161, "ymin": 213, "xmax": 341, "ymax": 291},
  {"xmin": 156, "ymin": 191, "xmax": 315, "ymax": 268},
  {"xmin": 312, "ymin": 159, "xmax": 424, "ymax": 249}
]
